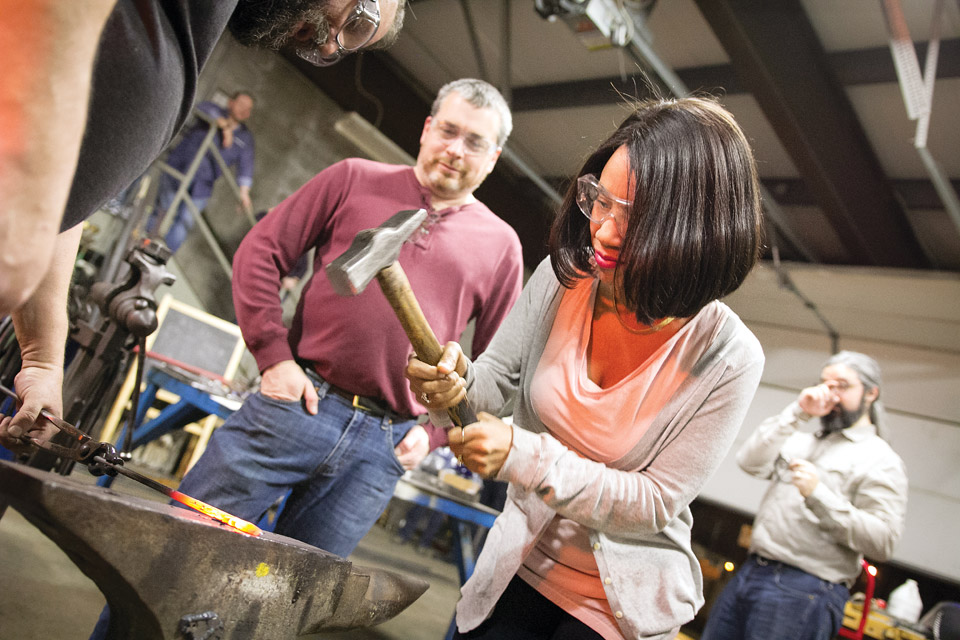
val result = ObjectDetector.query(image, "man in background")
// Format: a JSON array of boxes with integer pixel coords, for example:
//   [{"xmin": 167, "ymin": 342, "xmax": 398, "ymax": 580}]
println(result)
[
  {"xmin": 702, "ymin": 350, "xmax": 908, "ymax": 640},
  {"xmin": 146, "ymin": 91, "xmax": 256, "ymax": 253}
]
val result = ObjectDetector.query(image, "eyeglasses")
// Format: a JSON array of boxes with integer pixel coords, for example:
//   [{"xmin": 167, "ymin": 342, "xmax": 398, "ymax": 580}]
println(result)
[
  {"xmin": 576, "ymin": 174, "xmax": 633, "ymax": 235},
  {"xmin": 432, "ymin": 121, "xmax": 498, "ymax": 156},
  {"xmin": 298, "ymin": 0, "xmax": 381, "ymax": 67}
]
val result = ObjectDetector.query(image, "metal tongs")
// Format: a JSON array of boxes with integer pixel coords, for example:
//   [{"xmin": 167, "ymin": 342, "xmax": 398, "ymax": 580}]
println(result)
[
  {"xmin": 0, "ymin": 383, "xmax": 124, "ymax": 476},
  {"xmin": 0, "ymin": 382, "xmax": 264, "ymax": 536}
]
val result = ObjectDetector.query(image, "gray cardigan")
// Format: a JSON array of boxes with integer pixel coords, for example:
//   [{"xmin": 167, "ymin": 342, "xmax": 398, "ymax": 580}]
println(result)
[{"xmin": 450, "ymin": 258, "xmax": 765, "ymax": 639}]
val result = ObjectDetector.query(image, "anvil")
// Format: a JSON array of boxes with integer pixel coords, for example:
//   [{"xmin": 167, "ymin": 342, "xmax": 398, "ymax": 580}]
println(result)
[{"xmin": 0, "ymin": 460, "xmax": 429, "ymax": 639}]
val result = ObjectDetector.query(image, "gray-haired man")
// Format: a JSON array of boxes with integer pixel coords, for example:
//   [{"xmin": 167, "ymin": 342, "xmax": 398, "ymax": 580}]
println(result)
[{"xmin": 703, "ymin": 350, "xmax": 908, "ymax": 640}]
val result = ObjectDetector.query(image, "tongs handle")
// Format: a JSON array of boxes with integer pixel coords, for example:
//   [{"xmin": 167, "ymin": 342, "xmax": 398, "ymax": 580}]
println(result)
[
  {"xmin": 0, "ymin": 383, "xmax": 122, "ymax": 471},
  {"xmin": 38, "ymin": 408, "xmax": 89, "ymax": 444}
]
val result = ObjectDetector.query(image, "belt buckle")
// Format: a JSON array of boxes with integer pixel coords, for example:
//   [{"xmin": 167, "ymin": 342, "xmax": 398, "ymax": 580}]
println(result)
[{"xmin": 351, "ymin": 394, "xmax": 378, "ymax": 415}]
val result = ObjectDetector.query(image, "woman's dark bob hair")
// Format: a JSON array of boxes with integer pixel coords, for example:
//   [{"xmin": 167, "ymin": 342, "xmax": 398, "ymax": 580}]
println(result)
[{"xmin": 550, "ymin": 96, "xmax": 763, "ymax": 325}]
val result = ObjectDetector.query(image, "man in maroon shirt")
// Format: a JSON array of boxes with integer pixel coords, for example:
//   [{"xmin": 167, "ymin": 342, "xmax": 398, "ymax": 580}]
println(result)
[{"xmin": 176, "ymin": 78, "xmax": 524, "ymax": 557}]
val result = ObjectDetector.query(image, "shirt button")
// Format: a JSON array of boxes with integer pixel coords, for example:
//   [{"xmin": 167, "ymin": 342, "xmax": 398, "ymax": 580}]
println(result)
[
  {"xmin": 593, "ymin": 542, "xmax": 601, "ymax": 550},
  {"xmin": 615, "ymin": 611, "xmax": 623, "ymax": 619},
  {"xmin": 604, "ymin": 577, "xmax": 612, "ymax": 585}
]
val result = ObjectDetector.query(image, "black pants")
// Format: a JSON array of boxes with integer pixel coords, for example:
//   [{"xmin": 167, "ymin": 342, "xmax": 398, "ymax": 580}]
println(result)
[{"xmin": 455, "ymin": 575, "xmax": 606, "ymax": 640}]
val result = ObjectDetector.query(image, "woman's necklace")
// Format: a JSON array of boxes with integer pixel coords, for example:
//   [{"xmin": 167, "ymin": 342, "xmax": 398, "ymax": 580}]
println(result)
[
  {"xmin": 615, "ymin": 312, "xmax": 675, "ymax": 335},
  {"xmin": 595, "ymin": 287, "xmax": 676, "ymax": 335}
]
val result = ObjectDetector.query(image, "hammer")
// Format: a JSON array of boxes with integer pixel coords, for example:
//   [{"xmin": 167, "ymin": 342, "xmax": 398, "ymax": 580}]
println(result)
[{"xmin": 326, "ymin": 209, "xmax": 478, "ymax": 428}]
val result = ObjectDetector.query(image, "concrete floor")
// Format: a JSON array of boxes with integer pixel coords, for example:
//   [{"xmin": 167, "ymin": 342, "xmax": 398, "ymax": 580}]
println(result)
[{"xmin": 0, "ymin": 468, "xmax": 461, "ymax": 640}]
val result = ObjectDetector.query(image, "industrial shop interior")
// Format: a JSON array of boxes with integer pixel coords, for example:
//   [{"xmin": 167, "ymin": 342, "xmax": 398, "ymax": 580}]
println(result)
[{"xmin": 1, "ymin": 2, "xmax": 959, "ymax": 640}]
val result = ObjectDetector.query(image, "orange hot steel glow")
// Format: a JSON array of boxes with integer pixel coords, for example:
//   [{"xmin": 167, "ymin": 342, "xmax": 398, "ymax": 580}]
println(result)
[{"xmin": 171, "ymin": 490, "xmax": 263, "ymax": 537}]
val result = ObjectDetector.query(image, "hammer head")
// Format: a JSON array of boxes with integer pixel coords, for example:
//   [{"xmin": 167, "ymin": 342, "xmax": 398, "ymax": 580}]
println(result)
[{"xmin": 326, "ymin": 209, "xmax": 428, "ymax": 296}]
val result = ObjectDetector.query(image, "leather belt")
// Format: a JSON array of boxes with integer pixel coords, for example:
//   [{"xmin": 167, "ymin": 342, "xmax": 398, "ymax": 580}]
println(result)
[
  {"xmin": 751, "ymin": 554, "xmax": 799, "ymax": 572},
  {"xmin": 749, "ymin": 554, "xmax": 846, "ymax": 587},
  {"xmin": 302, "ymin": 366, "xmax": 409, "ymax": 421},
  {"xmin": 751, "ymin": 553, "xmax": 776, "ymax": 566}
]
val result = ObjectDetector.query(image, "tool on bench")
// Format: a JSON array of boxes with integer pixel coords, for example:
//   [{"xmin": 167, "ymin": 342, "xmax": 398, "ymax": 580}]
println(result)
[
  {"xmin": 325, "ymin": 208, "xmax": 478, "ymax": 429},
  {"xmin": 1, "ymin": 382, "xmax": 262, "ymax": 536}
]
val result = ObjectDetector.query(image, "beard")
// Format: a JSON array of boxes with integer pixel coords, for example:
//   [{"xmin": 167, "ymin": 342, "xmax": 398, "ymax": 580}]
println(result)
[
  {"xmin": 425, "ymin": 159, "xmax": 468, "ymax": 194},
  {"xmin": 818, "ymin": 397, "xmax": 867, "ymax": 437},
  {"xmin": 228, "ymin": 0, "xmax": 331, "ymax": 50}
]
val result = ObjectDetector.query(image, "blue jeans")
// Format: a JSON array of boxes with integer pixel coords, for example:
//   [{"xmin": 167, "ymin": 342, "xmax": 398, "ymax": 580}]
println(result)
[
  {"xmin": 177, "ymin": 380, "xmax": 414, "ymax": 558},
  {"xmin": 701, "ymin": 555, "xmax": 850, "ymax": 640},
  {"xmin": 145, "ymin": 173, "xmax": 209, "ymax": 253}
]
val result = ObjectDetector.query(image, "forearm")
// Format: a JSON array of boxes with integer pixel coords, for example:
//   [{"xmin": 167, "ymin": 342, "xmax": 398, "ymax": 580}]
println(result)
[
  {"xmin": 500, "ymin": 363, "xmax": 762, "ymax": 538},
  {"xmin": 497, "ymin": 371, "xmax": 759, "ymax": 537},
  {"xmin": 465, "ymin": 260, "xmax": 556, "ymax": 415},
  {"xmin": 805, "ymin": 468, "xmax": 908, "ymax": 560},
  {"xmin": 231, "ymin": 225, "xmax": 294, "ymax": 371},
  {"xmin": 237, "ymin": 145, "xmax": 255, "ymax": 190},
  {"xmin": 0, "ymin": 0, "xmax": 117, "ymax": 314},
  {"xmin": 12, "ymin": 225, "xmax": 82, "ymax": 370},
  {"xmin": 0, "ymin": 227, "xmax": 79, "ymax": 444},
  {"xmin": 499, "ymin": 426, "xmax": 689, "ymax": 537}
]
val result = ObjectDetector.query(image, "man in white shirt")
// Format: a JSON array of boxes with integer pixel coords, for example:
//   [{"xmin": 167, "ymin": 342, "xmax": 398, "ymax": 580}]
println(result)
[{"xmin": 702, "ymin": 350, "xmax": 908, "ymax": 640}]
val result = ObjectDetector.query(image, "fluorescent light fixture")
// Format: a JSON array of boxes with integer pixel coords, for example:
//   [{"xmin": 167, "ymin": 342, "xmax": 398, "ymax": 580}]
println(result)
[{"xmin": 334, "ymin": 112, "xmax": 414, "ymax": 166}]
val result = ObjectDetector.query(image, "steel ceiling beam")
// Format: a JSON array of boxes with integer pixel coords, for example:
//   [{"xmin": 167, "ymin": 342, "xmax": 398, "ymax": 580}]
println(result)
[
  {"xmin": 459, "ymin": 0, "xmax": 489, "ymax": 82},
  {"xmin": 692, "ymin": 0, "xmax": 929, "ymax": 268},
  {"xmin": 763, "ymin": 178, "xmax": 960, "ymax": 210},
  {"xmin": 510, "ymin": 39, "xmax": 960, "ymax": 112}
]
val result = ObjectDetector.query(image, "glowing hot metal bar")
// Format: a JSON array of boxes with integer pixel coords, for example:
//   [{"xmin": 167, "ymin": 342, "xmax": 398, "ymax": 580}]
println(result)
[
  {"xmin": 1, "ymin": 383, "xmax": 261, "ymax": 536},
  {"xmin": 170, "ymin": 491, "xmax": 264, "ymax": 537},
  {"xmin": 95, "ymin": 456, "xmax": 263, "ymax": 537}
]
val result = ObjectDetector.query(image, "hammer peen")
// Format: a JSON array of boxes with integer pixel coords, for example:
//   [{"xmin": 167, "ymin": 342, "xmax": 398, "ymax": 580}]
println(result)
[{"xmin": 326, "ymin": 209, "xmax": 478, "ymax": 428}]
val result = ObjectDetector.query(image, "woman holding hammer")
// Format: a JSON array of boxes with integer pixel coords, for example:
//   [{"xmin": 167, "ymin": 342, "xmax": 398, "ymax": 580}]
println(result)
[{"xmin": 405, "ymin": 96, "xmax": 765, "ymax": 640}]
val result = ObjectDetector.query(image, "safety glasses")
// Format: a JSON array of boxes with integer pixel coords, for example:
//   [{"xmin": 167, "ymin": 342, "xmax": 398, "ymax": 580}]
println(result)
[
  {"xmin": 298, "ymin": 0, "xmax": 381, "ymax": 67},
  {"xmin": 576, "ymin": 174, "xmax": 633, "ymax": 235}
]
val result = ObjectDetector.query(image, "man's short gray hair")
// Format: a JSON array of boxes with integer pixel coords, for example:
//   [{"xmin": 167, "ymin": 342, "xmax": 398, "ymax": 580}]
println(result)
[
  {"xmin": 824, "ymin": 350, "xmax": 887, "ymax": 436},
  {"xmin": 431, "ymin": 78, "xmax": 513, "ymax": 148}
]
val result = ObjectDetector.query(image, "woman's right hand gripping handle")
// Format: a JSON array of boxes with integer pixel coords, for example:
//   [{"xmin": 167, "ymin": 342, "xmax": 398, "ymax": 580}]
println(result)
[{"xmin": 404, "ymin": 341, "xmax": 468, "ymax": 411}]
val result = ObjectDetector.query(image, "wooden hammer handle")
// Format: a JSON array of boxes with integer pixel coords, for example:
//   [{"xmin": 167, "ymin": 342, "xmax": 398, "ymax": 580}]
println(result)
[{"xmin": 376, "ymin": 263, "xmax": 478, "ymax": 428}]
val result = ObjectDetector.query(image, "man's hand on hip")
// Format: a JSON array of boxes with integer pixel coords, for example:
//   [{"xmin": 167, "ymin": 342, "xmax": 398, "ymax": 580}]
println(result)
[
  {"xmin": 394, "ymin": 425, "xmax": 430, "ymax": 470},
  {"xmin": 260, "ymin": 360, "xmax": 318, "ymax": 414}
]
